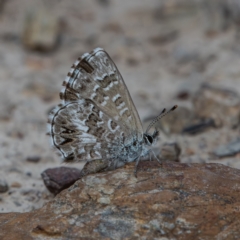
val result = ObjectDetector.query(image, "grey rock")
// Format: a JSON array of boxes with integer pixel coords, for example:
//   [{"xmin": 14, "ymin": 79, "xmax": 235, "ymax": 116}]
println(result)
[
  {"xmin": 213, "ymin": 138, "xmax": 240, "ymax": 157},
  {"xmin": 26, "ymin": 156, "xmax": 41, "ymax": 163},
  {"xmin": 193, "ymin": 84, "xmax": 240, "ymax": 128},
  {"xmin": 159, "ymin": 142, "xmax": 181, "ymax": 162},
  {"xmin": 0, "ymin": 179, "xmax": 8, "ymax": 193},
  {"xmin": 22, "ymin": 7, "xmax": 60, "ymax": 52}
]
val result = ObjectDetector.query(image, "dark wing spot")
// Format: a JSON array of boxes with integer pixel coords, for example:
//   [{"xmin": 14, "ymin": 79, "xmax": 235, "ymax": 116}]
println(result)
[
  {"xmin": 77, "ymin": 83, "xmax": 86, "ymax": 92},
  {"xmin": 79, "ymin": 59, "xmax": 94, "ymax": 73},
  {"xmin": 93, "ymin": 88, "xmax": 107, "ymax": 104},
  {"xmin": 121, "ymin": 109, "xmax": 131, "ymax": 118},
  {"xmin": 92, "ymin": 105, "xmax": 100, "ymax": 116},
  {"xmin": 95, "ymin": 127, "xmax": 105, "ymax": 138},
  {"xmin": 60, "ymin": 89, "xmax": 78, "ymax": 101},
  {"xmin": 114, "ymin": 96, "xmax": 124, "ymax": 107},
  {"xmin": 97, "ymin": 75, "xmax": 112, "ymax": 88},
  {"xmin": 64, "ymin": 153, "xmax": 75, "ymax": 162},
  {"xmin": 76, "ymin": 152, "xmax": 87, "ymax": 160},
  {"xmin": 110, "ymin": 73, "xmax": 118, "ymax": 84},
  {"xmin": 61, "ymin": 126, "xmax": 75, "ymax": 134},
  {"xmin": 59, "ymin": 137, "xmax": 73, "ymax": 146},
  {"xmin": 110, "ymin": 120, "xmax": 118, "ymax": 130},
  {"xmin": 86, "ymin": 113, "xmax": 99, "ymax": 128},
  {"xmin": 106, "ymin": 133, "xmax": 115, "ymax": 141}
]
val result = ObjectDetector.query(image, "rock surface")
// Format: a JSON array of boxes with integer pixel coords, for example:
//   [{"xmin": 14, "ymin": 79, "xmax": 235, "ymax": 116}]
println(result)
[{"xmin": 1, "ymin": 162, "xmax": 240, "ymax": 240}]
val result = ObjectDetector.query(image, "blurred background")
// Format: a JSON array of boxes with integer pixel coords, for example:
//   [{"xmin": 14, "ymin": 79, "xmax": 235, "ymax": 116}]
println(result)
[{"xmin": 1, "ymin": 0, "xmax": 240, "ymax": 212}]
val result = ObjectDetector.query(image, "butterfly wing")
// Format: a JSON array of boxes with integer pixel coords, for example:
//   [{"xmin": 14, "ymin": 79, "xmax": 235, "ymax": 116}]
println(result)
[{"xmin": 48, "ymin": 48, "xmax": 143, "ymax": 163}]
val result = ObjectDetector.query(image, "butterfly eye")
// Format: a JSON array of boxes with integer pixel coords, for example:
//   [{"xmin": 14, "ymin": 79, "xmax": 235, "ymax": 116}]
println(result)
[
  {"xmin": 144, "ymin": 134, "xmax": 153, "ymax": 145},
  {"xmin": 147, "ymin": 135, "xmax": 153, "ymax": 144}
]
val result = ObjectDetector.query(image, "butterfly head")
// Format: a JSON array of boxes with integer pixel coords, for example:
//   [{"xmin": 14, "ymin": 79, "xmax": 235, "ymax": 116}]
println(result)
[{"xmin": 143, "ymin": 129, "xmax": 159, "ymax": 146}]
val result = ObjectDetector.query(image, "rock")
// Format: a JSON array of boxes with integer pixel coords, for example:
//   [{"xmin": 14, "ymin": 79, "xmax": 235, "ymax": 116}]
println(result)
[
  {"xmin": 0, "ymin": 94, "xmax": 16, "ymax": 121},
  {"xmin": 149, "ymin": 29, "xmax": 178, "ymax": 45},
  {"xmin": 10, "ymin": 182, "xmax": 22, "ymax": 188},
  {"xmin": 1, "ymin": 162, "xmax": 240, "ymax": 239},
  {"xmin": 0, "ymin": 179, "xmax": 8, "ymax": 193},
  {"xmin": 193, "ymin": 84, "xmax": 240, "ymax": 128},
  {"xmin": 41, "ymin": 167, "xmax": 82, "ymax": 195},
  {"xmin": 26, "ymin": 156, "xmax": 41, "ymax": 163},
  {"xmin": 213, "ymin": 138, "xmax": 240, "ymax": 157},
  {"xmin": 173, "ymin": 47, "xmax": 199, "ymax": 64},
  {"xmin": 176, "ymin": 90, "xmax": 190, "ymax": 100},
  {"xmin": 182, "ymin": 118, "xmax": 216, "ymax": 135},
  {"xmin": 153, "ymin": 0, "xmax": 198, "ymax": 19},
  {"xmin": 159, "ymin": 142, "xmax": 181, "ymax": 162},
  {"xmin": 201, "ymin": 0, "xmax": 240, "ymax": 33},
  {"xmin": 22, "ymin": 7, "xmax": 60, "ymax": 52},
  {"xmin": 102, "ymin": 22, "xmax": 123, "ymax": 33}
]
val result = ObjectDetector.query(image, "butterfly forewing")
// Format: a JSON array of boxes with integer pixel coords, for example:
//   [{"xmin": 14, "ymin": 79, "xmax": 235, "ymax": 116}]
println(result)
[
  {"xmin": 48, "ymin": 48, "xmax": 143, "ymax": 163},
  {"xmin": 61, "ymin": 48, "xmax": 142, "ymax": 134}
]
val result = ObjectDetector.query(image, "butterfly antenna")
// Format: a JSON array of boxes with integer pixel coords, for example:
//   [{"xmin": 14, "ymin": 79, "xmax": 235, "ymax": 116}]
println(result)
[{"xmin": 146, "ymin": 105, "xmax": 178, "ymax": 134}]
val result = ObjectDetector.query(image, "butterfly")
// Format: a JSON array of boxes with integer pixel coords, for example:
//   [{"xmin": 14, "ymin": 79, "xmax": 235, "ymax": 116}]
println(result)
[{"xmin": 47, "ymin": 48, "xmax": 177, "ymax": 176}]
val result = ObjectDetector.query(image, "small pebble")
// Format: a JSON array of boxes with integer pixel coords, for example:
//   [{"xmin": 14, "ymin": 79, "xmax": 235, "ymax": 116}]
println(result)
[
  {"xmin": 26, "ymin": 156, "xmax": 41, "ymax": 163},
  {"xmin": 13, "ymin": 201, "xmax": 21, "ymax": 207},
  {"xmin": 11, "ymin": 182, "xmax": 22, "ymax": 188},
  {"xmin": 0, "ymin": 179, "xmax": 9, "ymax": 193},
  {"xmin": 213, "ymin": 138, "xmax": 240, "ymax": 158},
  {"xmin": 26, "ymin": 172, "xmax": 32, "ymax": 177},
  {"xmin": 41, "ymin": 167, "xmax": 82, "ymax": 195},
  {"xmin": 160, "ymin": 142, "xmax": 181, "ymax": 162}
]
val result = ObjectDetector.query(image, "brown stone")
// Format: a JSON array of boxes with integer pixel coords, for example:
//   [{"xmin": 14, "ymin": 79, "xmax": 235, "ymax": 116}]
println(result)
[
  {"xmin": 193, "ymin": 84, "xmax": 240, "ymax": 128},
  {"xmin": 22, "ymin": 7, "xmax": 60, "ymax": 52},
  {"xmin": 1, "ymin": 162, "xmax": 240, "ymax": 239},
  {"xmin": 41, "ymin": 167, "xmax": 82, "ymax": 195},
  {"xmin": 10, "ymin": 182, "xmax": 22, "ymax": 188},
  {"xmin": 159, "ymin": 142, "xmax": 181, "ymax": 162},
  {"xmin": 26, "ymin": 156, "xmax": 41, "ymax": 163},
  {"xmin": 149, "ymin": 29, "xmax": 179, "ymax": 45}
]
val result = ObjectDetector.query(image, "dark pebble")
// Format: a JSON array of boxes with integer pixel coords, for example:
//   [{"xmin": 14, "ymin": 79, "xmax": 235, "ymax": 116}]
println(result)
[
  {"xmin": 26, "ymin": 156, "xmax": 41, "ymax": 163},
  {"xmin": 0, "ymin": 179, "xmax": 9, "ymax": 193},
  {"xmin": 41, "ymin": 167, "xmax": 82, "ymax": 195}
]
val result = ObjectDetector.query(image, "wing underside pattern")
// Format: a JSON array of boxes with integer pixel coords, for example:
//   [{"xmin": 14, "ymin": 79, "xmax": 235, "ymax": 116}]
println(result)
[{"xmin": 48, "ymin": 48, "xmax": 143, "ymax": 162}]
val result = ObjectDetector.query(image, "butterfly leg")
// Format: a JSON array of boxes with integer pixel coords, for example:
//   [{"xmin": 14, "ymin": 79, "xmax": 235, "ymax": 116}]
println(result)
[
  {"xmin": 149, "ymin": 151, "xmax": 152, "ymax": 161},
  {"xmin": 150, "ymin": 149, "xmax": 162, "ymax": 166},
  {"xmin": 134, "ymin": 157, "xmax": 141, "ymax": 178}
]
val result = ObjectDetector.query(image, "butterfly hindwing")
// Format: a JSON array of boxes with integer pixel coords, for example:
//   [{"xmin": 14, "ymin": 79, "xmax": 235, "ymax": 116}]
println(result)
[{"xmin": 48, "ymin": 99, "xmax": 125, "ymax": 162}]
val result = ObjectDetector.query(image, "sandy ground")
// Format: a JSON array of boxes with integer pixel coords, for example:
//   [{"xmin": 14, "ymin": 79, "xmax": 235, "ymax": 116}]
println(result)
[{"xmin": 1, "ymin": 0, "xmax": 240, "ymax": 213}]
